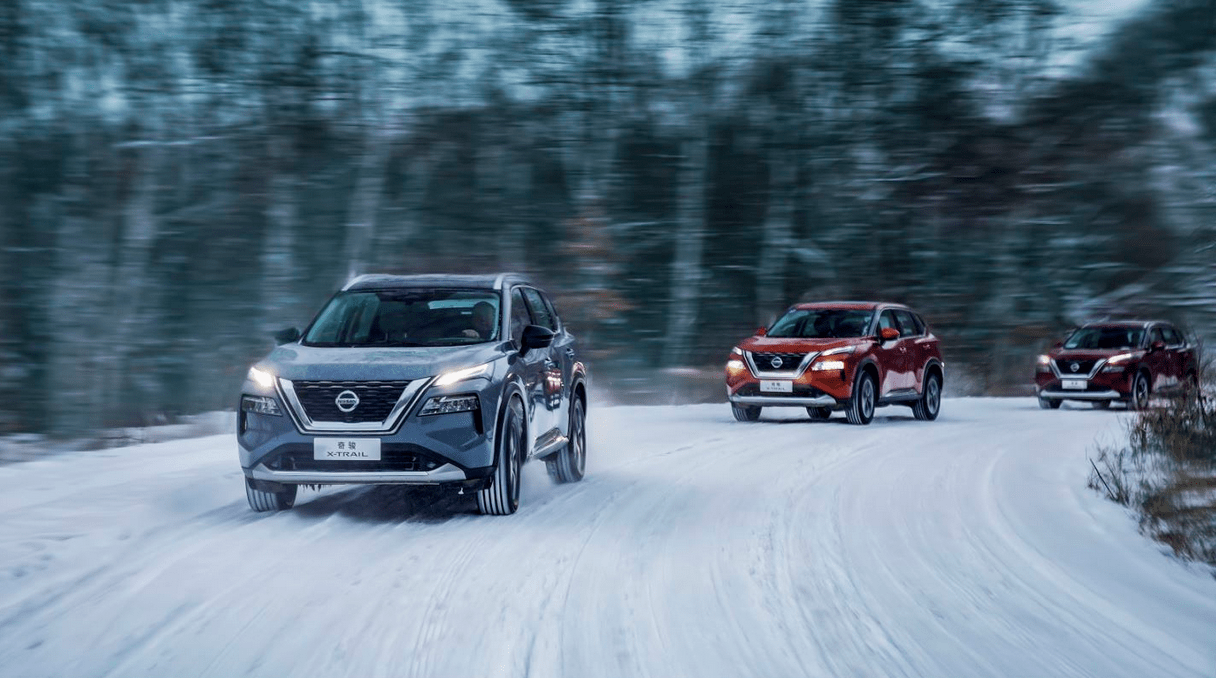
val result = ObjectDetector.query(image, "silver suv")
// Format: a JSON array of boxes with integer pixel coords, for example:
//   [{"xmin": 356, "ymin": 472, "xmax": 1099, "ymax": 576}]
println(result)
[{"xmin": 238, "ymin": 274, "xmax": 588, "ymax": 514}]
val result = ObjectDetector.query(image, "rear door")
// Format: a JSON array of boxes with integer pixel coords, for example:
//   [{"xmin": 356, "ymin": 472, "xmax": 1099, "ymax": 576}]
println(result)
[{"xmin": 894, "ymin": 310, "xmax": 926, "ymax": 392}]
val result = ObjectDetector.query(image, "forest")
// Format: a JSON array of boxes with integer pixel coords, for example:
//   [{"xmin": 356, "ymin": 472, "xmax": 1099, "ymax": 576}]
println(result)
[{"xmin": 2, "ymin": 0, "xmax": 1215, "ymax": 437}]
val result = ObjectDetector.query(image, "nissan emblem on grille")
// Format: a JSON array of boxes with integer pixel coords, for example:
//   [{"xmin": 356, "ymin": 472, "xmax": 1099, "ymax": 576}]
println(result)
[
  {"xmin": 335, "ymin": 390, "xmax": 360, "ymax": 413},
  {"xmin": 770, "ymin": 356, "xmax": 784, "ymax": 369},
  {"xmin": 1070, "ymin": 362, "xmax": 1080, "ymax": 373}
]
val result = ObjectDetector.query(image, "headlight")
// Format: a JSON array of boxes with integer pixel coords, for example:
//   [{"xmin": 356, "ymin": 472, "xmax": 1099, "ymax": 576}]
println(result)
[
  {"xmin": 1037, "ymin": 354, "xmax": 1052, "ymax": 365},
  {"xmin": 435, "ymin": 362, "xmax": 492, "ymax": 386},
  {"xmin": 821, "ymin": 345, "xmax": 857, "ymax": 357},
  {"xmin": 419, "ymin": 394, "xmax": 480, "ymax": 416},
  {"xmin": 1106, "ymin": 352, "xmax": 1136, "ymax": 365},
  {"xmin": 811, "ymin": 360, "xmax": 846, "ymax": 371},
  {"xmin": 241, "ymin": 395, "xmax": 282, "ymax": 416},
  {"xmin": 247, "ymin": 366, "xmax": 276, "ymax": 390},
  {"xmin": 726, "ymin": 359, "xmax": 747, "ymax": 372}
]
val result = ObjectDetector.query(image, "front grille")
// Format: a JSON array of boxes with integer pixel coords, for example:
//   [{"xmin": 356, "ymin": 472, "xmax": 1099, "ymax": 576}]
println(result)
[
  {"xmin": 293, "ymin": 380, "xmax": 409, "ymax": 423},
  {"xmin": 750, "ymin": 352, "xmax": 809, "ymax": 372},
  {"xmin": 266, "ymin": 445, "xmax": 443, "ymax": 473},
  {"xmin": 1054, "ymin": 359, "xmax": 1098, "ymax": 376}
]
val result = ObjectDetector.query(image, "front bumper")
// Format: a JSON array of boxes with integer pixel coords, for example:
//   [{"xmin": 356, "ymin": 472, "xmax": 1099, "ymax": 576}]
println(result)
[
  {"xmin": 248, "ymin": 463, "xmax": 470, "ymax": 485},
  {"xmin": 238, "ymin": 373, "xmax": 503, "ymax": 486},
  {"xmin": 1035, "ymin": 362, "xmax": 1133, "ymax": 401},
  {"xmin": 1036, "ymin": 389, "xmax": 1124, "ymax": 401},
  {"xmin": 728, "ymin": 393, "xmax": 838, "ymax": 407},
  {"xmin": 726, "ymin": 353, "xmax": 852, "ymax": 407}
]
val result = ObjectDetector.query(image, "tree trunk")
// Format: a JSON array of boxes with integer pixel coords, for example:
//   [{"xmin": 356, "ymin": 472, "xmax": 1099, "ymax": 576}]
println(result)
[
  {"xmin": 756, "ymin": 149, "xmax": 795, "ymax": 326},
  {"xmin": 343, "ymin": 131, "xmax": 392, "ymax": 281},
  {"xmin": 662, "ymin": 133, "xmax": 708, "ymax": 368}
]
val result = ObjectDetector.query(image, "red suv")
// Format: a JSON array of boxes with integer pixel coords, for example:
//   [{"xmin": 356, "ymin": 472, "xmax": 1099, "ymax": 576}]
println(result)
[
  {"xmin": 725, "ymin": 302, "xmax": 945, "ymax": 425},
  {"xmin": 1035, "ymin": 321, "xmax": 1200, "ymax": 410}
]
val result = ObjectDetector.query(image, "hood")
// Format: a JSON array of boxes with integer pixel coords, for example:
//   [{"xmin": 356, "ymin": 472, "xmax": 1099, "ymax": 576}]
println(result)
[
  {"xmin": 256, "ymin": 342, "xmax": 506, "ymax": 382},
  {"xmin": 738, "ymin": 336, "xmax": 867, "ymax": 353},
  {"xmin": 1048, "ymin": 347, "xmax": 1144, "ymax": 362}
]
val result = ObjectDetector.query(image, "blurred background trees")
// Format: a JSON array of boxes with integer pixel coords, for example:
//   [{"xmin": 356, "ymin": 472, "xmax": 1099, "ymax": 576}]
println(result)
[{"xmin": 2, "ymin": 0, "xmax": 1215, "ymax": 437}]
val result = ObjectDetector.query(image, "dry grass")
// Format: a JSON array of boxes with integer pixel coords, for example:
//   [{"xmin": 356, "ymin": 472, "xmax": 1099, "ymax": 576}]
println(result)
[{"xmin": 1088, "ymin": 387, "xmax": 1216, "ymax": 573}]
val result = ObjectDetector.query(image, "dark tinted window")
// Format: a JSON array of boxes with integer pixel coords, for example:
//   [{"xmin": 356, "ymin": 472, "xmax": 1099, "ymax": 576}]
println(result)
[
  {"xmin": 767, "ymin": 308, "xmax": 874, "ymax": 339},
  {"xmin": 303, "ymin": 289, "xmax": 500, "ymax": 347},
  {"xmin": 1149, "ymin": 327, "xmax": 1165, "ymax": 345},
  {"xmin": 1162, "ymin": 326, "xmax": 1184, "ymax": 346},
  {"xmin": 522, "ymin": 288, "xmax": 557, "ymax": 331},
  {"xmin": 894, "ymin": 310, "xmax": 922, "ymax": 336},
  {"xmin": 509, "ymin": 288, "xmax": 532, "ymax": 343}
]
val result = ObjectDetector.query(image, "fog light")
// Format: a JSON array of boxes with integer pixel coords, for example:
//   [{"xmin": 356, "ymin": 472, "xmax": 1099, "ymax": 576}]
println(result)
[
  {"xmin": 241, "ymin": 395, "xmax": 282, "ymax": 416},
  {"xmin": 420, "ymin": 394, "xmax": 480, "ymax": 416}
]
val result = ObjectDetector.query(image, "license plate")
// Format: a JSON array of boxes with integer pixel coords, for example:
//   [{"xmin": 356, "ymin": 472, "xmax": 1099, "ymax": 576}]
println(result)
[
  {"xmin": 313, "ymin": 438, "xmax": 382, "ymax": 461},
  {"xmin": 760, "ymin": 380, "xmax": 793, "ymax": 393},
  {"xmin": 1061, "ymin": 379, "xmax": 1087, "ymax": 391}
]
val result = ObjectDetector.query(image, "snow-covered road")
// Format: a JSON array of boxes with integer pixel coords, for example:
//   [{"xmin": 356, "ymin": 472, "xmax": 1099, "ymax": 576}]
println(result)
[{"xmin": 1, "ymin": 399, "xmax": 1213, "ymax": 678}]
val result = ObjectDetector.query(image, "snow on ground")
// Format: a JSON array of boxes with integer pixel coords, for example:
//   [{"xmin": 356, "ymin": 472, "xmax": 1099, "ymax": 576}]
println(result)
[{"xmin": 0, "ymin": 399, "xmax": 1213, "ymax": 678}]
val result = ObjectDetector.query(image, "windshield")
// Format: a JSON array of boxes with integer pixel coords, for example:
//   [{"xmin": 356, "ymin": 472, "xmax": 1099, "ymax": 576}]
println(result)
[
  {"xmin": 1063, "ymin": 326, "xmax": 1144, "ymax": 350},
  {"xmin": 767, "ymin": 309, "xmax": 874, "ymax": 339},
  {"xmin": 303, "ymin": 289, "xmax": 500, "ymax": 347}
]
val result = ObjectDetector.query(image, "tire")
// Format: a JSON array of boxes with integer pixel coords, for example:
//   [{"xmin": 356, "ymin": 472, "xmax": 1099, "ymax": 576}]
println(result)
[
  {"xmin": 912, "ymin": 371, "xmax": 942, "ymax": 421},
  {"xmin": 732, "ymin": 404, "xmax": 761, "ymax": 422},
  {"xmin": 1129, "ymin": 371, "xmax": 1151, "ymax": 410},
  {"xmin": 1092, "ymin": 400, "xmax": 1111, "ymax": 410},
  {"xmin": 478, "ymin": 397, "xmax": 525, "ymax": 515},
  {"xmin": 806, "ymin": 406, "xmax": 832, "ymax": 421},
  {"xmin": 245, "ymin": 479, "xmax": 296, "ymax": 512},
  {"xmin": 1038, "ymin": 397, "xmax": 1061, "ymax": 410},
  {"xmin": 846, "ymin": 370, "xmax": 876, "ymax": 425},
  {"xmin": 547, "ymin": 396, "xmax": 586, "ymax": 484}
]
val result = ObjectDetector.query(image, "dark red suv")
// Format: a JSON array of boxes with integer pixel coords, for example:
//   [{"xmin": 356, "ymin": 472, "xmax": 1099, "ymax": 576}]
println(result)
[
  {"xmin": 1035, "ymin": 321, "xmax": 1200, "ymax": 410},
  {"xmin": 725, "ymin": 302, "xmax": 945, "ymax": 425}
]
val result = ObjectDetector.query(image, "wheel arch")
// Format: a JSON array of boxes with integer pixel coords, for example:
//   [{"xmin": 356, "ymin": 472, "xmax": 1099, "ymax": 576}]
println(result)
[
  {"xmin": 924, "ymin": 359, "xmax": 944, "ymax": 388},
  {"xmin": 855, "ymin": 358, "xmax": 881, "ymax": 393},
  {"xmin": 493, "ymin": 378, "xmax": 529, "ymax": 468}
]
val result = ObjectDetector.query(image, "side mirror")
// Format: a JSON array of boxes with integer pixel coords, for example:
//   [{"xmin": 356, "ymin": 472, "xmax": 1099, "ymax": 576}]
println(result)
[
  {"xmin": 274, "ymin": 327, "xmax": 301, "ymax": 345},
  {"xmin": 879, "ymin": 327, "xmax": 900, "ymax": 342},
  {"xmin": 520, "ymin": 325, "xmax": 555, "ymax": 353},
  {"xmin": 755, "ymin": 327, "xmax": 768, "ymax": 337},
  {"xmin": 1150, "ymin": 340, "xmax": 1166, "ymax": 352},
  {"xmin": 1053, "ymin": 341, "xmax": 1063, "ymax": 349}
]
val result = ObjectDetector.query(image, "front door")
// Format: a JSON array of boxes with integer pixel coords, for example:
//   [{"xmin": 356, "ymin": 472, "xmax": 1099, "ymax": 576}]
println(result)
[
  {"xmin": 873, "ymin": 310, "xmax": 910, "ymax": 394},
  {"xmin": 508, "ymin": 287, "xmax": 552, "ymax": 446}
]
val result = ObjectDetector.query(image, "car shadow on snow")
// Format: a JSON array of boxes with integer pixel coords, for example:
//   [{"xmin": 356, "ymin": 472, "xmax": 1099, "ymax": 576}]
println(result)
[
  {"xmin": 751, "ymin": 412, "xmax": 926, "ymax": 425},
  {"xmin": 290, "ymin": 484, "xmax": 479, "ymax": 524}
]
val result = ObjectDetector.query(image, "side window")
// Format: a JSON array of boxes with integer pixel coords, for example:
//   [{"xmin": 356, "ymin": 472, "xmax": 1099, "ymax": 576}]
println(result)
[
  {"xmin": 509, "ymin": 288, "xmax": 532, "ymax": 344},
  {"xmin": 878, "ymin": 310, "xmax": 899, "ymax": 335},
  {"xmin": 521, "ymin": 288, "xmax": 557, "ymax": 331},
  {"xmin": 894, "ymin": 310, "xmax": 921, "ymax": 337},
  {"xmin": 1162, "ymin": 326, "xmax": 1183, "ymax": 346},
  {"xmin": 1150, "ymin": 327, "xmax": 1165, "ymax": 345}
]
